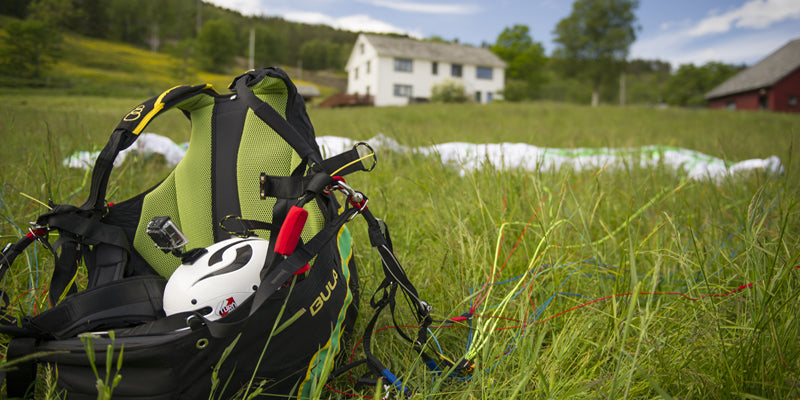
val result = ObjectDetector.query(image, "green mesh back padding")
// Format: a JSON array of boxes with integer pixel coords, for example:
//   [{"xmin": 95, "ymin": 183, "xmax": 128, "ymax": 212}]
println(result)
[
  {"xmin": 133, "ymin": 94, "xmax": 216, "ymax": 277},
  {"xmin": 132, "ymin": 172, "xmax": 182, "ymax": 274},
  {"xmin": 238, "ymin": 76, "xmax": 326, "ymax": 243},
  {"xmin": 132, "ymin": 77, "xmax": 326, "ymax": 278}
]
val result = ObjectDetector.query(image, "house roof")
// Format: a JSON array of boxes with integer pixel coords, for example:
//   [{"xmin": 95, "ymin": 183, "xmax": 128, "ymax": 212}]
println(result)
[
  {"xmin": 362, "ymin": 34, "xmax": 507, "ymax": 68},
  {"xmin": 295, "ymin": 84, "xmax": 320, "ymax": 99},
  {"xmin": 705, "ymin": 38, "xmax": 800, "ymax": 100}
]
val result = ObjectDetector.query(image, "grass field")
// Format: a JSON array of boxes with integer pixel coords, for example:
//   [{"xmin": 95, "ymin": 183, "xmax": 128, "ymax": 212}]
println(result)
[{"xmin": 1, "ymin": 91, "xmax": 799, "ymax": 399}]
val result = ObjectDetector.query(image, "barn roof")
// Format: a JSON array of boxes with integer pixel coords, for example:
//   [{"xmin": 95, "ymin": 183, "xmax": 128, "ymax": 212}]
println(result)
[
  {"xmin": 362, "ymin": 34, "xmax": 507, "ymax": 68},
  {"xmin": 705, "ymin": 38, "xmax": 800, "ymax": 100}
]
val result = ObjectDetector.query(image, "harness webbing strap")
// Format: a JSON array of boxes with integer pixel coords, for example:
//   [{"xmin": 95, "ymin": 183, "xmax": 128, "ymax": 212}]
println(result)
[
  {"xmin": 219, "ymin": 217, "xmax": 279, "ymax": 237},
  {"xmin": 361, "ymin": 209, "xmax": 429, "ymax": 319},
  {"xmin": 207, "ymin": 207, "xmax": 360, "ymax": 339},
  {"xmin": 211, "ymin": 95, "xmax": 247, "ymax": 242},
  {"xmin": 27, "ymin": 275, "xmax": 166, "ymax": 339},
  {"xmin": 0, "ymin": 229, "xmax": 45, "ymax": 283},
  {"xmin": 38, "ymin": 205, "xmax": 131, "ymax": 250},
  {"xmin": 48, "ymin": 235, "xmax": 81, "ymax": 304},
  {"xmin": 80, "ymin": 129, "xmax": 125, "ymax": 211},
  {"xmin": 320, "ymin": 146, "xmax": 375, "ymax": 177},
  {"xmin": 234, "ymin": 77, "xmax": 323, "ymax": 167}
]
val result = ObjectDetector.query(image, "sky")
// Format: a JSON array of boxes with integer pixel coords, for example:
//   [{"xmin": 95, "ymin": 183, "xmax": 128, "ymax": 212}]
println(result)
[{"xmin": 205, "ymin": 0, "xmax": 800, "ymax": 68}]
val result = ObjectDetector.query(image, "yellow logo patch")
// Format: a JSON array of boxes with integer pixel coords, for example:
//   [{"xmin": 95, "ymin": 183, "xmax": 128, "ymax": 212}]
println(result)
[
  {"xmin": 310, "ymin": 269, "xmax": 338, "ymax": 316},
  {"xmin": 124, "ymin": 104, "xmax": 146, "ymax": 121}
]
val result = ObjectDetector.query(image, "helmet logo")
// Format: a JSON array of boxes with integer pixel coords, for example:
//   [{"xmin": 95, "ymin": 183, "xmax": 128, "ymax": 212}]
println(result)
[
  {"xmin": 217, "ymin": 297, "xmax": 237, "ymax": 317},
  {"xmin": 196, "ymin": 243, "xmax": 254, "ymax": 284}
]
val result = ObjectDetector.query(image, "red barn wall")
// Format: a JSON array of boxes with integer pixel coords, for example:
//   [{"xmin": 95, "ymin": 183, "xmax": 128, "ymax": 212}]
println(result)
[
  {"xmin": 707, "ymin": 91, "xmax": 760, "ymax": 110},
  {"xmin": 708, "ymin": 67, "xmax": 800, "ymax": 113},
  {"xmin": 770, "ymin": 67, "xmax": 800, "ymax": 113}
]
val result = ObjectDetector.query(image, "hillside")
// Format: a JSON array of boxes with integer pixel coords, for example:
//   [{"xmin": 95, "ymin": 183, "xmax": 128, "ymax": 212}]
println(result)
[{"xmin": 0, "ymin": 20, "xmax": 345, "ymax": 99}]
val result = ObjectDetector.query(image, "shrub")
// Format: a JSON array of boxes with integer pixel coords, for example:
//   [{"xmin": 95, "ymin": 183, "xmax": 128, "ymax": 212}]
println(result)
[{"xmin": 431, "ymin": 79, "xmax": 468, "ymax": 103}]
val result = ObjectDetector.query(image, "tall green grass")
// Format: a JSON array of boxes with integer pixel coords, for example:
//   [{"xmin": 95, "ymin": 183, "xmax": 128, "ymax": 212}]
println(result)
[{"xmin": 1, "ymin": 95, "xmax": 799, "ymax": 399}]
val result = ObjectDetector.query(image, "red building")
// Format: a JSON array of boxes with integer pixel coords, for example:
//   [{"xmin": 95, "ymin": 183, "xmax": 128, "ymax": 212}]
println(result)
[{"xmin": 705, "ymin": 38, "xmax": 800, "ymax": 113}]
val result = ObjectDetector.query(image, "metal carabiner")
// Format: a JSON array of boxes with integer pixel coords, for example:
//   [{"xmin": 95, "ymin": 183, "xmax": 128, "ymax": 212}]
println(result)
[{"xmin": 329, "ymin": 176, "xmax": 369, "ymax": 211}]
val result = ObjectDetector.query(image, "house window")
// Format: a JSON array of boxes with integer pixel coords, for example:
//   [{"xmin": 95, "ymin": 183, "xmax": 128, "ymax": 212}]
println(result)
[
  {"xmin": 354, "ymin": 67, "xmax": 358, "ymax": 80},
  {"xmin": 475, "ymin": 91, "xmax": 482, "ymax": 103},
  {"xmin": 432, "ymin": 62, "xmax": 438, "ymax": 75},
  {"xmin": 789, "ymin": 94, "xmax": 798, "ymax": 107},
  {"xmin": 451, "ymin": 64, "xmax": 462, "ymax": 78},
  {"xmin": 360, "ymin": 43, "xmax": 365, "ymax": 54},
  {"xmin": 487, "ymin": 92, "xmax": 493, "ymax": 103},
  {"xmin": 476, "ymin": 67, "xmax": 493, "ymax": 80},
  {"xmin": 726, "ymin": 101, "xmax": 736, "ymax": 110},
  {"xmin": 394, "ymin": 84, "xmax": 412, "ymax": 97},
  {"xmin": 366, "ymin": 61, "xmax": 371, "ymax": 74},
  {"xmin": 394, "ymin": 58, "xmax": 413, "ymax": 72}
]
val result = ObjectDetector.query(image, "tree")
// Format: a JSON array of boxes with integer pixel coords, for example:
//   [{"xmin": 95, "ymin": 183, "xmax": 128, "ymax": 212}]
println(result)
[
  {"xmin": 552, "ymin": 0, "xmax": 639, "ymax": 106},
  {"xmin": 0, "ymin": 0, "xmax": 29, "ymax": 19},
  {"xmin": 490, "ymin": 25, "xmax": 546, "ymax": 101},
  {"xmin": 253, "ymin": 25, "xmax": 286, "ymax": 67},
  {"xmin": 196, "ymin": 20, "xmax": 236, "ymax": 73},
  {"xmin": 664, "ymin": 62, "xmax": 744, "ymax": 106},
  {"xmin": 0, "ymin": 19, "xmax": 62, "ymax": 79},
  {"xmin": 27, "ymin": 0, "xmax": 83, "ymax": 31}
]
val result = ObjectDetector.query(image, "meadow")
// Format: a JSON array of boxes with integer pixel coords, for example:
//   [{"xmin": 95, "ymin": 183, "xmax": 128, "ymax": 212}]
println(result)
[{"xmin": 1, "ymin": 91, "xmax": 799, "ymax": 399}]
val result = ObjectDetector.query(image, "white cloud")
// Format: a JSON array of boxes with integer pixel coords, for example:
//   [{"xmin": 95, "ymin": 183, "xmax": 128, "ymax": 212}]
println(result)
[
  {"xmin": 202, "ymin": 0, "xmax": 421, "ymax": 37},
  {"xmin": 631, "ymin": 28, "xmax": 793, "ymax": 67},
  {"xmin": 357, "ymin": 0, "xmax": 480, "ymax": 15},
  {"xmin": 631, "ymin": 0, "xmax": 800, "ymax": 67},
  {"xmin": 688, "ymin": 0, "xmax": 800, "ymax": 36},
  {"xmin": 281, "ymin": 11, "xmax": 422, "ymax": 37},
  {"xmin": 205, "ymin": 0, "xmax": 264, "ymax": 16}
]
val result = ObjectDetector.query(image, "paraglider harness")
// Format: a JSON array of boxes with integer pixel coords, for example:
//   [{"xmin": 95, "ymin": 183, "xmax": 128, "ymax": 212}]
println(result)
[{"xmin": 0, "ymin": 67, "xmax": 472, "ymax": 399}]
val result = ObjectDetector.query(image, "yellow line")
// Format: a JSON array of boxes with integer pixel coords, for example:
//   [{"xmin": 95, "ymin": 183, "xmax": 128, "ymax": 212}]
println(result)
[
  {"xmin": 20, "ymin": 192, "xmax": 52, "ymax": 210},
  {"xmin": 329, "ymin": 153, "xmax": 376, "ymax": 177},
  {"xmin": 132, "ymin": 85, "xmax": 182, "ymax": 135}
]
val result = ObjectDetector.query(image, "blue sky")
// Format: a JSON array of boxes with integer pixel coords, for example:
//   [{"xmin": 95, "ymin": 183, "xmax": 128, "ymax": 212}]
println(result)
[{"xmin": 206, "ymin": 0, "xmax": 800, "ymax": 68}]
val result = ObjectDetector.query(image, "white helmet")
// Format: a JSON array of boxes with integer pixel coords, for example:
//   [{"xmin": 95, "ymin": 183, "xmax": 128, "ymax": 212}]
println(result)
[{"xmin": 163, "ymin": 237, "xmax": 269, "ymax": 321}]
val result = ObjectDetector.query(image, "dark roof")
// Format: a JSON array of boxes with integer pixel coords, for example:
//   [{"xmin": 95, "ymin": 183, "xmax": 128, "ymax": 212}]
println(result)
[
  {"xmin": 362, "ymin": 34, "xmax": 506, "ymax": 68},
  {"xmin": 705, "ymin": 38, "xmax": 800, "ymax": 99}
]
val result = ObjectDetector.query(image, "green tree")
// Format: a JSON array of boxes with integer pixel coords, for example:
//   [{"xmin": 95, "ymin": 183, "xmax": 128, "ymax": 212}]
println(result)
[
  {"xmin": 664, "ymin": 62, "xmax": 744, "ymax": 106},
  {"xmin": 27, "ymin": 0, "xmax": 83, "ymax": 31},
  {"xmin": 196, "ymin": 20, "xmax": 236, "ymax": 73},
  {"xmin": 552, "ymin": 0, "xmax": 639, "ymax": 106},
  {"xmin": 0, "ymin": 19, "xmax": 62, "ymax": 79},
  {"xmin": 299, "ymin": 39, "xmax": 346, "ymax": 71},
  {"xmin": 299, "ymin": 39, "xmax": 331, "ymax": 70},
  {"xmin": 490, "ymin": 24, "xmax": 546, "ymax": 101},
  {"xmin": 106, "ymin": 0, "xmax": 149, "ymax": 44},
  {"xmin": 253, "ymin": 25, "xmax": 286, "ymax": 67},
  {"xmin": 0, "ymin": 0, "xmax": 29, "ymax": 18}
]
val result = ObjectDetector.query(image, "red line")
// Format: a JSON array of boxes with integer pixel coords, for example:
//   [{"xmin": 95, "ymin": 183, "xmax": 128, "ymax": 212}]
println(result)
[
  {"xmin": 325, "ymin": 384, "xmax": 371, "ymax": 399},
  {"xmin": 330, "ymin": 265, "xmax": 800, "ymax": 397}
]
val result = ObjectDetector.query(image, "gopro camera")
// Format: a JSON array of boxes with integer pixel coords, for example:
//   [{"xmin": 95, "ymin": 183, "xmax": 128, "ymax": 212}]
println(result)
[{"xmin": 146, "ymin": 216, "xmax": 188, "ymax": 252}]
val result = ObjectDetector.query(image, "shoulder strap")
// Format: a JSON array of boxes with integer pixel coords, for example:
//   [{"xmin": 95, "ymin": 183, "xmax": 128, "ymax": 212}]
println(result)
[
  {"xmin": 82, "ymin": 84, "xmax": 220, "ymax": 211},
  {"xmin": 233, "ymin": 73, "xmax": 324, "ymax": 167},
  {"xmin": 30, "ymin": 85, "xmax": 219, "ymax": 302}
]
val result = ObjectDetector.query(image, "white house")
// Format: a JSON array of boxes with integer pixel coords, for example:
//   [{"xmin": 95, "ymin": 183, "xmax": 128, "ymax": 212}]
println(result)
[{"xmin": 345, "ymin": 34, "xmax": 506, "ymax": 106}]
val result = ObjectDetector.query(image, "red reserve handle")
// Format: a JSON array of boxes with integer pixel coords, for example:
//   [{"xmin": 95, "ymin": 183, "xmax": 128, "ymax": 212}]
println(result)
[{"xmin": 274, "ymin": 206, "xmax": 310, "ymax": 275}]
